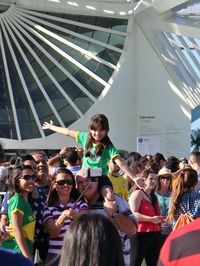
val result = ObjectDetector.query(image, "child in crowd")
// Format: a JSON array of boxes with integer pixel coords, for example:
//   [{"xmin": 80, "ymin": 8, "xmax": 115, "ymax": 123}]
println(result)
[
  {"xmin": 42, "ymin": 114, "xmax": 144, "ymax": 201},
  {"xmin": 108, "ymin": 160, "xmax": 128, "ymax": 201}
]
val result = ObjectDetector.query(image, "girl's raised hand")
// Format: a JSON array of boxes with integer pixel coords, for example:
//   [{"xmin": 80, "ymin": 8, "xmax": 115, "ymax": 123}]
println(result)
[
  {"xmin": 42, "ymin": 120, "xmax": 53, "ymax": 130},
  {"xmin": 134, "ymin": 176, "xmax": 145, "ymax": 189}
]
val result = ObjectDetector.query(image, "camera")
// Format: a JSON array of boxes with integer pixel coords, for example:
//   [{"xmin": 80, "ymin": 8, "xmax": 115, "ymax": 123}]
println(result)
[{"xmin": 84, "ymin": 168, "xmax": 102, "ymax": 180}]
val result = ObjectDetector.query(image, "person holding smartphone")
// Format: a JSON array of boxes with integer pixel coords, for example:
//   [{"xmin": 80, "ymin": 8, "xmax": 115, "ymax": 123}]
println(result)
[{"xmin": 43, "ymin": 168, "xmax": 88, "ymax": 266}]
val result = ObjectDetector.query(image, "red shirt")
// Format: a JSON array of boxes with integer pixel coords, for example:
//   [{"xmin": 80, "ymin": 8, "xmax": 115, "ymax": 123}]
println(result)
[
  {"xmin": 158, "ymin": 218, "xmax": 200, "ymax": 266},
  {"xmin": 138, "ymin": 198, "xmax": 161, "ymax": 232}
]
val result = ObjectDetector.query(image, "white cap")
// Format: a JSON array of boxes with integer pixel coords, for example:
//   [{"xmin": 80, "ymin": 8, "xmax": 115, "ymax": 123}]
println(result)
[{"xmin": 158, "ymin": 167, "xmax": 172, "ymax": 176}]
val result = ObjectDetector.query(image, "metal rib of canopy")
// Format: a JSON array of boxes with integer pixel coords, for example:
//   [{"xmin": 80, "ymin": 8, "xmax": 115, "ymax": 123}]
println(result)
[{"xmin": 0, "ymin": 4, "xmax": 128, "ymax": 140}]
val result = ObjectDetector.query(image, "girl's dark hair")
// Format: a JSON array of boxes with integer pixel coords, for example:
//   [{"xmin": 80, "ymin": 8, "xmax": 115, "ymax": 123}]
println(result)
[
  {"xmin": 152, "ymin": 153, "xmax": 166, "ymax": 164},
  {"xmin": 168, "ymin": 168, "xmax": 198, "ymax": 221},
  {"xmin": 46, "ymin": 168, "xmax": 79, "ymax": 206},
  {"xmin": 145, "ymin": 161, "xmax": 160, "ymax": 174},
  {"xmin": 59, "ymin": 213, "xmax": 125, "ymax": 266},
  {"xmin": 85, "ymin": 114, "xmax": 113, "ymax": 158},
  {"xmin": 127, "ymin": 152, "xmax": 141, "ymax": 165},
  {"xmin": 7, "ymin": 164, "xmax": 34, "ymax": 198},
  {"xmin": 130, "ymin": 169, "xmax": 158, "ymax": 211},
  {"xmin": 141, "ymin": 169, "xmax": 158, "ymax": 210}
]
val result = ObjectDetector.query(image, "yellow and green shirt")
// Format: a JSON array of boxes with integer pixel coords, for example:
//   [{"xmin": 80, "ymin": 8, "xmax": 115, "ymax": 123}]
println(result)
[
  {"xmin": 108, "ymin": 172, "xmax": 128, "ymax": 201},
  {"xmin": 2, "ymin": 194, "xmax": 36, "ymax": 255},
  {"xmin": 76, "ymin": 131, "xmax": 119, "ymax": 175}
]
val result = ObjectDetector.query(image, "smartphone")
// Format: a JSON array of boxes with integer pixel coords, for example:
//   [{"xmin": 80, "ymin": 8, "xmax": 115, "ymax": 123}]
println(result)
[{"xmin": 85, "ymin": 168, "xmax": 102, "ymax": 178}]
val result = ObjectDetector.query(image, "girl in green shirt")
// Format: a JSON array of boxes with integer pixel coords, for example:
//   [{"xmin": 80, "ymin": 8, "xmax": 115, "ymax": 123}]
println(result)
[{"xmin": 42, "ymin": 114, "xmax": 144, "ymax": 200}]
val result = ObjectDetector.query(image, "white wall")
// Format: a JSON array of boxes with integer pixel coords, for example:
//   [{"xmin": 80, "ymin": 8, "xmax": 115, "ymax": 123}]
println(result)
[{"xmin": 136, "ymin": 25, "xmax": 191, "ymax": 158}]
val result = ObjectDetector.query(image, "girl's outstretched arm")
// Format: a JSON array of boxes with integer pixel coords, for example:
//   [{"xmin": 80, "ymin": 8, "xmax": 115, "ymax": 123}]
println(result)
[
  {"xmin": 42, "ymin": 121, "xmax": 77, "ymax": 139},
  {"xmin": 114, "ymin": 157, "xmax": 145, "ymax": 189}
]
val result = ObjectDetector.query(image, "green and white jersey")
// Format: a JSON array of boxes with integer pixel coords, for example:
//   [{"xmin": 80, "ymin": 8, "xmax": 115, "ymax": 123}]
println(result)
[
  {"xmin": 76, "ymin": 131, "xmax": 119, "ymax": 175},
  {"xmin": 2, "ymin": 194, "xmax": 36, "ymax": 255}
]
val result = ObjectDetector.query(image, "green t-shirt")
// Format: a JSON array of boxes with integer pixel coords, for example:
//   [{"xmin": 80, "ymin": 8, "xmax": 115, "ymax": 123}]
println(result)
[
  {"xmin": 76, "ymin": 131, "xmax": 119, "ymax": 175},
  {"xmin": 2, "ymin": 194, "xmax": 36, "ymax": 255}
]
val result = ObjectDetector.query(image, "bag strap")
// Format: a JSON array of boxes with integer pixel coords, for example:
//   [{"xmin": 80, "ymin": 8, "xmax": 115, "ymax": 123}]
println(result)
[
  {"xmin": 142, "ymin": 190, "xmax": 158, "ymax": 215},
  {"xmin": 179, "ymin": 201, "xmax": 191, "ymax": 216}
]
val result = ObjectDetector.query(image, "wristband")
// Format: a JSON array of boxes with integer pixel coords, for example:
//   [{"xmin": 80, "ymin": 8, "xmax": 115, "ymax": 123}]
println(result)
[
  {"xmin": 55, "ymin": 221, "xmax": 62, "ymax": 228},
  {"xmin": 111, "ymin": 211, "xmax": 119, "ymax": 218},
  {"xmin": 56, "ymin": 153, "xmax": 63, "ymax": 159}
]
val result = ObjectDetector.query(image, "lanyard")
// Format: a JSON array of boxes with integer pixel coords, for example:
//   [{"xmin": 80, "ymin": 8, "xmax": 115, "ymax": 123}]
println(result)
[{"xmin": 142, "ymin": 190, "xmax": 158, "ymax": 215}]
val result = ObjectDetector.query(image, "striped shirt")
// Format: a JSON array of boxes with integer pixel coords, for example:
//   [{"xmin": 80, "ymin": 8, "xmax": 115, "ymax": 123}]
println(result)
[{"xmin": 43, "ymin": 199, "xmax": 88, "ymax": 255}]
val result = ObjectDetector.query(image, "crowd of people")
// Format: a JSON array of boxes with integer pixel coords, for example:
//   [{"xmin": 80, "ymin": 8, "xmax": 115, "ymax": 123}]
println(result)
[{"xmin": 0, "ymin": 114, "xmax": 200, "ymax": 266}]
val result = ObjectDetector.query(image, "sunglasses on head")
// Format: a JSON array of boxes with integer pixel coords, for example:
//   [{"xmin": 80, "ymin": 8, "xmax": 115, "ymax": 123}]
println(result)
[
  {"xmin": 56, "ymin": 179, "xmax": 73, "ymax": 186},
  {"xmin": 160, "ymin": 176, "xmax": 171, "ymax": 180},
  {"xmin": 20, "ymin": 175, "xmax": 37, "ymax": 181}
]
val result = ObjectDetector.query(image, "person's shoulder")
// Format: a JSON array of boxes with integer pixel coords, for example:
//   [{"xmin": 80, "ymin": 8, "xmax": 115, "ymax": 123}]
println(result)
[
  {"xmin": 76, "ymin": 131, "xmax": 88, "ymax": 144},
  {"xmin": 114, "ymin": 194, "xmax": 130, "ymax": 211},
  {"xmin": 193, "ymin": 191, "xmax": 200, "ymax": 198},
  {"xmin": 158, "ymin": 217, "xmax": 200, "ymax": 266},
  {"xmin": 162, "ymin": 217, "xmax": 200, "ymax": 248},
  {"xmin": 10, "ymin": 193, "xmax": 20, "ymax": 199},
  {"xmin": 0, "ymin": 248, "xmax": 33, "ymax": 266},
  {"xmin": 129, "ymin": 189, "xmax": 143, "ymax": 198},
  {"xmin": 9, "ymin": 193, "xmax": 23, "ymax": 203},
  {"xmin": 77, "ymin": 131, "xmax": 88, "ymax": 137}
]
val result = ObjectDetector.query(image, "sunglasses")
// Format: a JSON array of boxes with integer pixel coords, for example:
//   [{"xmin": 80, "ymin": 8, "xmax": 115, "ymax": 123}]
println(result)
[
  {"xmin": 56, "ymin": 179, "xmax": 73, "ymax": 186},
  {"xmin": 160, "ymin": 176, "xmax": 171, "ymax": 180},
  {"xmin": 20, "ymin": 175, "xmax": 37, "ymax": 181}
]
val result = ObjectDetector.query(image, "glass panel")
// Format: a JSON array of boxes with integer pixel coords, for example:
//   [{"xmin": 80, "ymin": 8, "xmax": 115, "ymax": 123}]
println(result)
[
  {"xmin": 0, "ymin": 11, "xmax": 127, "ymax": 141},
  {"xmin": 109, "ymin": 34, "xmax": 125, "ymax": 49},
  {"xmin": 101, "ymin": 48, "xmax": 121, "ymax": 65},
  {"xmin": 111, "ymin": 19, "xmax": 128, "ymax": 32},
  {"xmin": 5, "ymin": 35, "xmax": 41, "ymax": 140},
  {"xmin": 11, "ymin": 33, "xmax": 62, "ymax": 136},
  {"xmin": 31, "ymin": 11, "xmax": 128, "ymax": 34},
  {"xmin": 0, "ymin": 44, "xmax": 17, "ymax": 139},
  {"xmin": 61, "ymin": 79, "xmax": 93, "ymax": 114},
  {"xmin": 92, "ymin": 31, "xmax": 110, "ymax": 43},
  {"xmin": 74, "ymin": 70, "xmax": 104, "ymax": 98},
  {"xmin": 0, "ymin": 5, "xmax": 10, "ymax": 14}
]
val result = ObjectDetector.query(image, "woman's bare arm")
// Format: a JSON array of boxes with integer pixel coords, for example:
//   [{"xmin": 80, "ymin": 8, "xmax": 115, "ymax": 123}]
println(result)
[{"xmin": 12, "ymin": 212, "xmax": 32, "ymax": 260}]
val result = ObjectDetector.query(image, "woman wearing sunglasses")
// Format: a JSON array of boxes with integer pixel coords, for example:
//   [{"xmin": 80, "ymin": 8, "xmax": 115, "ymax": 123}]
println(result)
[
  {"xmin": 2, "ymin": 165, "xmax": 36, "ymax": 261},
  {"xmin": 43, "ymin": 168, "xmax": 88, "ymax": 266},
  {"xmin": 156, "ymin": 167, "xmax": 173, "ymax": 244}
]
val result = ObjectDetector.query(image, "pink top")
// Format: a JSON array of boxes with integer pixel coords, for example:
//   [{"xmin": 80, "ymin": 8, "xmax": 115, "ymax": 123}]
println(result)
[{"xmin": 137, "ymin": 198, "xmax": 161, "ymax": 232}]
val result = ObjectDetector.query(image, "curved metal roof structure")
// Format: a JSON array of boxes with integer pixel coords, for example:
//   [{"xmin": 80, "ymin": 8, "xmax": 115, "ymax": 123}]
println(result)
[
  {"xmin": 0, "ymin": 0, "xmax": 199, "ymax": 154},
  {"xmin": 0, "ymin": 2, "xmax": 129, "ymax": 141}
]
